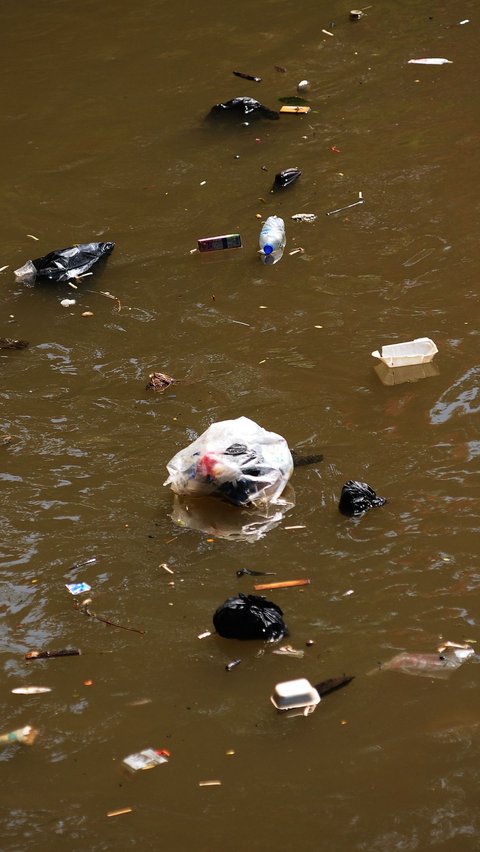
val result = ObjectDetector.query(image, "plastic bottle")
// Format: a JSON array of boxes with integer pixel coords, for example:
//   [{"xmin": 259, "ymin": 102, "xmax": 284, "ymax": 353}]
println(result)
[{"xmin": 259, "ymin": 216, "xmax": 286, "ymax": 262}]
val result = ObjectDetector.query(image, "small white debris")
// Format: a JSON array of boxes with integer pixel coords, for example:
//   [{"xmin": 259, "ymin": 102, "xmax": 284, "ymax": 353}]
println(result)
[{"xmin": 60, "ymin": 298, "xmax": 76, "ymax": 308}]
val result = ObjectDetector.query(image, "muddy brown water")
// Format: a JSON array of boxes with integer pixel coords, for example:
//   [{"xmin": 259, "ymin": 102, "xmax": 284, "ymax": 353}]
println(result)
[{"xmin": 1, "ymin": 1, "xmax": 480, "ymax": 850}]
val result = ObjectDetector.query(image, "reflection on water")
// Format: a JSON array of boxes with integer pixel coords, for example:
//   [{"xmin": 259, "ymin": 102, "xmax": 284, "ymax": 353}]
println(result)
[{"xmin": 170, "ymin": 485, "xmax": 295, "ymax": 542}]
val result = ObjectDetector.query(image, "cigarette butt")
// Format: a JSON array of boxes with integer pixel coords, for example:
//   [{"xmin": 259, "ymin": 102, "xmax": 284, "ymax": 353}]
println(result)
[
  {"xmin": 26, "ymin": 234, "xmax": 40, "ymax": 241},
  {"xmin": 160, "ymin": 563, "xmax": 174, "ymax": 574},
  {"xmin": 198, "ymin": 631, "xmax": 212, "ymax": 639},
  {"xmin": 199, "ymin": 780, "xmax": 222, "ymax": 787},
  {"xmin": 284, "ymin": 525, "xmax": 307, "ymax": 530},
  {"xmin": 254, "ymin": 579, "xmax": 310, "ymax": 591},
  {"xmin": 107, "ymin": 808, "xmax": 133, "ymax": 818}
]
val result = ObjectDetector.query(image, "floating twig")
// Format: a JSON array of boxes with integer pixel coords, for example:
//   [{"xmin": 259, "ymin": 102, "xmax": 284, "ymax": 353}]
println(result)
[
  {"xmin": 80, "ymin": 605, "xmax": 145, "ymax": 635},
  {"xmin": 25, "ymin": 648, "xmax": 81, "ymax": 660}
]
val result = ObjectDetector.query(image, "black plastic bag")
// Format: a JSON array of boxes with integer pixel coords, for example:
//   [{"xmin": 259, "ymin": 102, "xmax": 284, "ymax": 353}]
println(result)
[
  {"xmin": 209, "ymin": 97, "xmax": 279, "ymax": 121},
  {"xmin": 213, "ymin": 593, "xmax": 288, "ymax": 641},
  {"xmin": 338, "ymin": 480, "xmax": 387, "ymax": 517},
  {"xmin": 272, "ymin": 168, "xmax": 302, "ymax": 192},
  {"xmin": 15, "ymin": 241, "xmax": 115, "ymax": 284}
]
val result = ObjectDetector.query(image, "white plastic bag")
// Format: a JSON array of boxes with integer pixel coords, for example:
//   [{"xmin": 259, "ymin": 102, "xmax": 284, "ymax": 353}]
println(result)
[{"xmin": 164, "ymin": 416, "xmax": 293, "ymax": 508}]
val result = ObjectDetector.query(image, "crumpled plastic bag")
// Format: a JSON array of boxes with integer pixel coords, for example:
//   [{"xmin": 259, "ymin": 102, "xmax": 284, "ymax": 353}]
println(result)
[
  {"xmin": 209, "ymin": 97, "xmax": 279, "ymax": 121},
  {"xmin": 338, "ymin": 480, "xmax": 387, "ymax": 517},
  {"xmin": 369, "ymin": 645, "xmax": 475, "ymax": 679},
  {"xmin": 14, "ymin": 241, "xmax": 115, "ymax": 284},
  {"xmin": 164, "ymin": 417, "xmax": 293, "ymax": 508},
  {"xmin": 213, "ymin": 593, "xmax": 288, "ymax": 641},
  {"xmin": 171, "ymin": 486, "xmax": 295, "ymax": 543}
]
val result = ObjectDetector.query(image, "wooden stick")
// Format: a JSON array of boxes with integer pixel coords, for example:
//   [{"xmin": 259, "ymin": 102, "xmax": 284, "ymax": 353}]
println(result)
[
  {"xmin": 25, "ymin": 648, "xmax": 81, "ymax": 660},
  {"xmin": 254, "ymin": 579, "xmax": 310, "ymax": 591}
]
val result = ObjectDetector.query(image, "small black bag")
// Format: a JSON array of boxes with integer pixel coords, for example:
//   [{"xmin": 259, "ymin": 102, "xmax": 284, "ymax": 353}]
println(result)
[
  {"xmin": 209, "ymin": 97, "xmax": 279, "ymax": 121},
  {"xmin": 32, "ymin": 241, "xmax": 115, "ymax": 282},
  {"xmin": 213, "ymin": 593, "xmax": 288, "ymax": 641},
  {"xmin": 338, "ymin": 480, "xmax": 387, "ymax": 517}
]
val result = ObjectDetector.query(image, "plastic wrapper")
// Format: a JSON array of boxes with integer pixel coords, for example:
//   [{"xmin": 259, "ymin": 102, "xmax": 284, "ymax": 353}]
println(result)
[
  {"xmin": 338, "ymin": 480, "xmax": 387, "ymax": 517},
  {"xmin": 272, "ymin": 168, "xmax": 302, "ymax": 191},
  {"xmin": 213, "ymin": 593, "xmax": 288, "ymax": 641},
  {"xmin": 208, "ymin": 97, "xmax": 279, "ymax": 121},
  {"xmin": 14, "ymin": 241, "xmax": 115, "ymax": 284},
  {"xmin": 164, "ymin": 417, "xmax": 293, "ymax": 509},
  {"xmin": 171, "ymin": 487, "xmax": 295, "ymax": 542},
  {"xmin": 370, "ymin": 647, "xmax": 475, "ymax": 679}
]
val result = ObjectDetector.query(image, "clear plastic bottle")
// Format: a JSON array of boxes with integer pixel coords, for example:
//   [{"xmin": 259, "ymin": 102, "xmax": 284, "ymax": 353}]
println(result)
[{"xmin": 259, "ymin": 215, "xmax": 286, "ymax": 264}]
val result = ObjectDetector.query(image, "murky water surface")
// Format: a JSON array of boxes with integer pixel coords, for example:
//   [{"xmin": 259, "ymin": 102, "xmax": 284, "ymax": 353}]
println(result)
[{"xmin": 1, "ymin": 1, "xmax": 479, "ymax": 849}]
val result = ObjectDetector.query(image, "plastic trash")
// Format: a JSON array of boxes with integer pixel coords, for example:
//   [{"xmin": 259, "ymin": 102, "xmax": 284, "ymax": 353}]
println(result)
[
  {"xmin": 349, "ymin": 9, "xmax": 364, "ymax": 20},
  {"xmin": 164, "ymin": 416, "xmax": 293, "ymax": 509},
  {"xmin": 271, "ymin": 678, "xmax": 321, "ymax": 714},
  {"xmin": 0, "ymin": 725, "xmax": 39, "ymax": 747},
  {"xmin": 209, "ymin": 97, "xmax": 279, "ymax": 121},
  {"xmin": 371, "ymin": 646, "xmax": 475, "ymax": 679},
  {"xmin": 374, "ymin": 361, "xmax": 439, "ymax": 386},
  {"xmin": 271, "ymin": 168, "xmax": 301, "ymax": 192},
  {"xmin": 291, "ymin": 213, "xmax": 317, "ymax": 223},
  {"xmin": 338, "ymin": 481, "xmax": 387, "ymax": 517},
  {"xmin": 213, "ymin": 593, "xmax": 288, "ymax": 641},
  {"xmin": 197, "ymin": 233, "xmax": 242, "ymax": 252},
  {"xmin": 122, "ymin": 748, "xmax": 170, "ymax": 772},
  {"xmin": 14, "ymin": 241, "xmax": 115, "ymax": 284},
  {"xmin": 259, "ymin": 216, "xmax": 286, "ymax": 265},
  {"xmin": 297, "ymin": 80, "xmax": 311, "ymax": 92},
  {"xmin": 65, "ymin": 582, "xmax": 91, "ymax": 595},
  {"xmin": 372, "ymin": 337, "xmax": 438, "ymax": 368},
  {"xmin": 408, "ymin": 58, "xmax": 452, "ymax": 65},
  {"xmin": 272, "ymin": 645, "xmax": 305, "ymax": 659}
]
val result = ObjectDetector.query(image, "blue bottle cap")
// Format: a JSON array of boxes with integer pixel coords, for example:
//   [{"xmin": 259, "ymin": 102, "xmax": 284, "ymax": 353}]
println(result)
[{"xmin": 264, "ymin": 244, "xmax": 273, "ymax": 255}]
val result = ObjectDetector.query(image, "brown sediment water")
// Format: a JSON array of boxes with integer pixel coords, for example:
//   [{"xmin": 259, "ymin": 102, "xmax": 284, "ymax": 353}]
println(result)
[{"xmin": 1, "ymin": 1, "xmax": 480, "ymax": 849}]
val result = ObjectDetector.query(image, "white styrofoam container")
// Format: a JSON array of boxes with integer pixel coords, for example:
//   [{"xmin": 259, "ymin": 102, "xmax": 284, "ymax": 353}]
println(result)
[
  {"xmin": 270, "ymin": 678, "xmax": 321, "ymax": 714},
  {"xmin": 371, "ymin": 337, "xmax": 438, "ymax": 368}
]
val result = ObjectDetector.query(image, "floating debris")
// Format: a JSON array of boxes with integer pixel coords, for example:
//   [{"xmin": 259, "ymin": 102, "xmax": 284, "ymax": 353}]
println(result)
[
  {"xmin": 25, "ymin": 648, "xmax": 81, "ymax": 660},
  {"xmin": 233, "ymin": 70, "xmax": 261, "ymax": 82},
  {"xmin": 0, "ymin": 725, "xmax": 39, "ymax": 746},
  {"xmin": 326, "ymin": 192, "xmax": 364, "ymax": 216},
  {"xmin": 254, "ymin": 579, "xmax": 310, "ymax": 591},
  {"xmin": 145, "ymin": 371, "xmax": 177, "ymax": 392},
  {"xmin": 0, "ymin": 338, "xmax": 29, "ymax": 349},
  {"xmin": 11, "ymin": 686, "xmax": 52, "ymax": 695}
]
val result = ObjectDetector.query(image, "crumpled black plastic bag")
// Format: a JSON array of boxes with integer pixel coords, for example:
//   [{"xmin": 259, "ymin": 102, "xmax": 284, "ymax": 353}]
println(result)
[
  {"xmin": 31, "ymin": 241, "xmax": 115, "ymax": 282},
  {"xmin": 209, "ymin": 97, "xmax": 279, "ymax": 121},
  {"xmin": 213, "ymin": 593, "xmax": 288, "ymax": 641},
  {"xmin": 272, "ymin": 168, "xmax": 302, "ymax": 191},
  {"xmin": 338, "ymin": 480, "xmax": 387, "ymax": 517}
]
